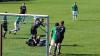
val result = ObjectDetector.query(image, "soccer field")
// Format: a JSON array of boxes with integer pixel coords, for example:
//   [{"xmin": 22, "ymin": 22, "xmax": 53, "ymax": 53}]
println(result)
[{"xmin": 0, "ymin": 0, "xmax": 100, "ymax": 56}]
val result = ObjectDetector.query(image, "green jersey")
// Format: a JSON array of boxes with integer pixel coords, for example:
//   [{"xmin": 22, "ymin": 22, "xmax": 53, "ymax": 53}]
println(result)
[
  {"xmin": 15, "ymin": 16, "xmax": 22, "ymax": 24},
  {"xmin": 51, "ymin": 26, "xmax": 57, "ymax": 41},
  {"xmin": 72, "ymin": 4, "xmax": 78, "ymax": 11}
]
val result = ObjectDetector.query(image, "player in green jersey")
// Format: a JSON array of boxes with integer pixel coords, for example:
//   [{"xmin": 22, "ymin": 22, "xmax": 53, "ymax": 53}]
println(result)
[
  {"xmin": 9, "ymin": 16, "xmax": 22, "ymax": 34},
  {"xmin": 49, "ymin": 22, "xmax": 59, "ymax": 55},
  {"xmin": 72, "ymin": 2, "xmax": 78, "ymax": 20}
]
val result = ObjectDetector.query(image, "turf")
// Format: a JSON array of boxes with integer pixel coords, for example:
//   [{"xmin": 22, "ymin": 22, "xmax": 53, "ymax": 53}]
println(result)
[{"xmin": 0, "ymin": 0, "xmax": 100, "ymax": 56}]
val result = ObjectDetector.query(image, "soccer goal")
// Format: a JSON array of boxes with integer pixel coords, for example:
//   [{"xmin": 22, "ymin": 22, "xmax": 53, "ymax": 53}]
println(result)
[
  {"xmin": 0, "ymin": 23, "xmax": 3, "ymax": 56},
  {"xmin": 0, "ymin": 13, "xmax": 49, "ymax": 56}
]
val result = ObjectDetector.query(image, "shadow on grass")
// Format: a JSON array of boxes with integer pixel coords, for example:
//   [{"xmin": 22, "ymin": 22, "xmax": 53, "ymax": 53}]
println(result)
[
  {"xmin": 78, "ymin": 19, "xmax": 100, "ymax": 22},
  {"xmin": 5, "ymin": 37, "xmax": 29, "ymax": 39},
  {"xmin": 64, "ymin": 54, "xmax": 100, "ymax": 56},
  {"xmin": 61, "ymin": 44, "xmax": 83, "ymax": 47}
]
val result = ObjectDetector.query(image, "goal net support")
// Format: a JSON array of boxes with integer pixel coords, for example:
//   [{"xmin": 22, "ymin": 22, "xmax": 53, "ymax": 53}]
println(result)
[{"xmin": 0, "ymin": 13, "xmax": 49, "ymax": 56}]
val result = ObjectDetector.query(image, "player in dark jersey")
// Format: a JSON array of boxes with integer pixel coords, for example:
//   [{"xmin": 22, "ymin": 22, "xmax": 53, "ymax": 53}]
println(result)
[
  {"xmin": 57, "ymin": 20, "xmax": 65, "ymax": 55},
  {"xmin": 2, "ymin": 12, "xmax": 8, "ymax": 37},
  {"xmin": 30, "ymin": 18, "xmax": 45, "ymax": 45},
  {"xmin": 20, "ymin": 3, "xmax": 27, "ymax": 14},
  {"xmin": 53, "ymin": 21, "xmax": 65, "ymax": 56},
  {"xmin": 53, "ymin": 23, "xmax": 61, "ymax": 56}
]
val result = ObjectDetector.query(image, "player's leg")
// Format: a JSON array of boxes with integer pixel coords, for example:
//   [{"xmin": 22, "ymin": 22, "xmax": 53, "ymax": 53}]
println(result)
[
  {"xmin": 72, "ymin": 11, "xmax": 75, "ymax": 20},
  {"xmin": 53, "ymin": 43, "xmax": 58, "ymax": 56},
  {"xmin": 74, "ymin": 11, "xmax": 78, "ymax": 20},
  {"xmin": 9, "ymin": 22, "xmax": 17, "ymax": 34},
  {"xmin": 21, "ymin": 16, "xmax": 26, "ymax": 24},
  {"xmin": 3, "ymin": 28, "xmax": 7, "ymax": 37},
  {"xmin": 72, "ymin": 11, "xmax": 78, "ymax": 20},
  {"xmin": 2, "ymin": 24, "xmax": 7, "ymax": 37},
  {"xmin": 58, "ymin": 36, "xmax": 64, "ymax": 54},
  {"xmin": 57, "ymin": 43, "xmax": 61, "ymax": 55},
  {"xmin": 49, "ymin": 40, "xmax": 55, "ymax": 54}
]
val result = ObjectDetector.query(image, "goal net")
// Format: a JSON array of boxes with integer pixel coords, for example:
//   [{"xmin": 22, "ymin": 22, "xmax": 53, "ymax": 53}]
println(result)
[{"xmin": 0, "ymin": 13, "xmax": 49, "ymax": 56}]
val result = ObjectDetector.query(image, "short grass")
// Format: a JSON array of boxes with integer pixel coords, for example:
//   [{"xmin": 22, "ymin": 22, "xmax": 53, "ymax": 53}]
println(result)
[{"xmin": 0, "ymin": 0, "xmax": 100, "ymax": 56}]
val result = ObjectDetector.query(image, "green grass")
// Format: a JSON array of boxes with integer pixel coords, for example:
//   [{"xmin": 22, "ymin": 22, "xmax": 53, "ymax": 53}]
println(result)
[{"xmin": 0, "ymin": 0, "xmax": 100, "ymax": 56}]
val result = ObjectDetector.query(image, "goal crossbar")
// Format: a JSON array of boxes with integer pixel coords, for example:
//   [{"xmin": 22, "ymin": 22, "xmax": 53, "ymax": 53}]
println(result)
[{"xmin": 0, "ymin": 13, "xmax": 49, "ymax": 18}]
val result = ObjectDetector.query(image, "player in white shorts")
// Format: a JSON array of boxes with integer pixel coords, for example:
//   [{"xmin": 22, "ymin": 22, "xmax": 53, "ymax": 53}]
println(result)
[
  {"xmin": 72, "ymin": 2, "xmax": 78, "ymax": 20},
  {"xmin": 9, "ymin": 16, "xmax": 22, "ymax": 34}
]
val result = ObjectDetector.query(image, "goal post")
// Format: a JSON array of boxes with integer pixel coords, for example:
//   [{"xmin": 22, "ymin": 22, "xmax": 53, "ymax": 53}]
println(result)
[
  {"xmin": 0, "ymin": 13, "xmax": 49, "ymax": 56},
  {"xmin": 0, "ymin": 23, "xmax": 3, "ymax": 56}
]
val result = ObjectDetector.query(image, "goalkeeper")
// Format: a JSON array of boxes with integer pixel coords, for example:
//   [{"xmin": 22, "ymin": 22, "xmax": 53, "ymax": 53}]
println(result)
[{"xmin": 9, "ymin": 16, "xmax": 22, "ymax": 34}]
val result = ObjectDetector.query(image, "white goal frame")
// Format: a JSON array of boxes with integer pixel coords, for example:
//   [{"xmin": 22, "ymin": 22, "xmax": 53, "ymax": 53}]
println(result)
[{"xmin": 0, "ymin": 13, "xmax": 49, "ymax": 56}]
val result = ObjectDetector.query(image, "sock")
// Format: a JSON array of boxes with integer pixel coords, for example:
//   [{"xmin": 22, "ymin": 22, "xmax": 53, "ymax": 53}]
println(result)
[
  {"xmin": 54, "ymin": 45, "xmax": 57, "ymax": 54},
  {"xmin": 58, "ymin": 45, "xmax": 61, "ymax": 53},
  {"xmin": 49, "ymin": 45, "xmax": 52, "ymax": 53}
]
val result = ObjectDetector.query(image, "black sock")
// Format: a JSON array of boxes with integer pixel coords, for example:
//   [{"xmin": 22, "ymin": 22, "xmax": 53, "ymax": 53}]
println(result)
[
  {"xmin": 58, "ymin": 45, "xmax": 61, "ymax": 53},
  {"xmin": 54, "ymin": 46, "xmax": 57, "ymax": 54}
]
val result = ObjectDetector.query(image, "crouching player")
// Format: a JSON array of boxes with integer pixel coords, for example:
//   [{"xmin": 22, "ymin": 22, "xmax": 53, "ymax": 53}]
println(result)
[{"xmin": 9, "ymin": 16, "xmax": 22, "ymax": 34}]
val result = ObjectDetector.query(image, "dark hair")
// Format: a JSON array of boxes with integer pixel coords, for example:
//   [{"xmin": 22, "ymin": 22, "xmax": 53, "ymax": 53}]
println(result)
[
  {"xmin": 55, "ymin": 22, "xmax": 59, "ymax": 26},
  {"xmin": 5, "ymin": 11, "xmax": 7, "ymax": 13},
  {"xmin": 61, "ymin": 20, "xmax": 64, "ymax": 25}
]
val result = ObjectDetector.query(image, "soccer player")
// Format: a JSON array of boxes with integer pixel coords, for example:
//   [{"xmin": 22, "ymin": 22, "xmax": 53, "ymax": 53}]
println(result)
[
  {"xmin": 20, "ymin": 3, "xmax": 27, "ymax": 14},
  {"xmin": 2, "ymin": 12, "xmax": 8, "ymax": 37},
  {"xmin": 30, "ymin": 18, "xmax": 45, "ymax": 45},
  {"xmin": 9, "ymin": 16, "xmax": 22, "ymax": 34},
  {"xmin": 57, "ymin": 20, "xmax": 65, "ymax": 55},
  {"xmin": 20, "ymin": 3, "xmax": 27, "ymax": 23},
  {"xmin": 49, "ymin": 22, "xmax": 60, "ymax": 56},
  {"xmin": 72, "ymin": 2, "xmax": 78, "ymax": 20}
]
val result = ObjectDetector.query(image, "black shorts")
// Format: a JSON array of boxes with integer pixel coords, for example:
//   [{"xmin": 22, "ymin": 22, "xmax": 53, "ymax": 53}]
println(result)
[
  {"xmin": 59, "ymin": 36, "xmax": 64, "ymax": 43},
  {"xmin": 31, "ymin": 29, "xmax": 37, "ymax": 35},
  {"xmin": 55, "ymin": 36, "xmax": 64, "ymax": 43},
  {"xmin": 55, "ymin": 38, "xmax": 61, "ymax": 43}
]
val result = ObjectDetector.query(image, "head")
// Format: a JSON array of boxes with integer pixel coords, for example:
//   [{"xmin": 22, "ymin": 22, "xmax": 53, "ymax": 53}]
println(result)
[
  {"xmin": 74, "ymin": 2, "xmax": 77, "ymax": 5},
  {"xmin": 60, "ymin": 20, "xmax": 64, "ymax": 26},
  {"xmin": 5, "ymin": 11, "xmax": 7, "ymax": 13},
  {"xmin": 40, "ymin": 18, "xmax": 44, "ymax": 22},
  {"xmin": 35, "ymin": 18, "xmax": 40, "ymax": 24},
  {"xmin": 55, "ymin": 22, "xmax": 59, "ymax": 27},
  {"xmin": 22, "ymin": 3, "xmax": 25, "ymax": 6}
]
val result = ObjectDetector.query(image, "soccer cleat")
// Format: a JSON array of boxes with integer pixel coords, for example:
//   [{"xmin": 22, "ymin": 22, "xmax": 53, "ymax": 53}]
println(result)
[{"xmin": 57, "ymin": 52, "xmax": 62, "ymax": 55}]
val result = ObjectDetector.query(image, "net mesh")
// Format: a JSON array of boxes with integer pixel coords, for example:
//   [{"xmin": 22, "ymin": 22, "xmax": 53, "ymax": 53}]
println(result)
[{"xmin": 0, "ymin": 13, "xmax": 49, "ymax": 56}]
